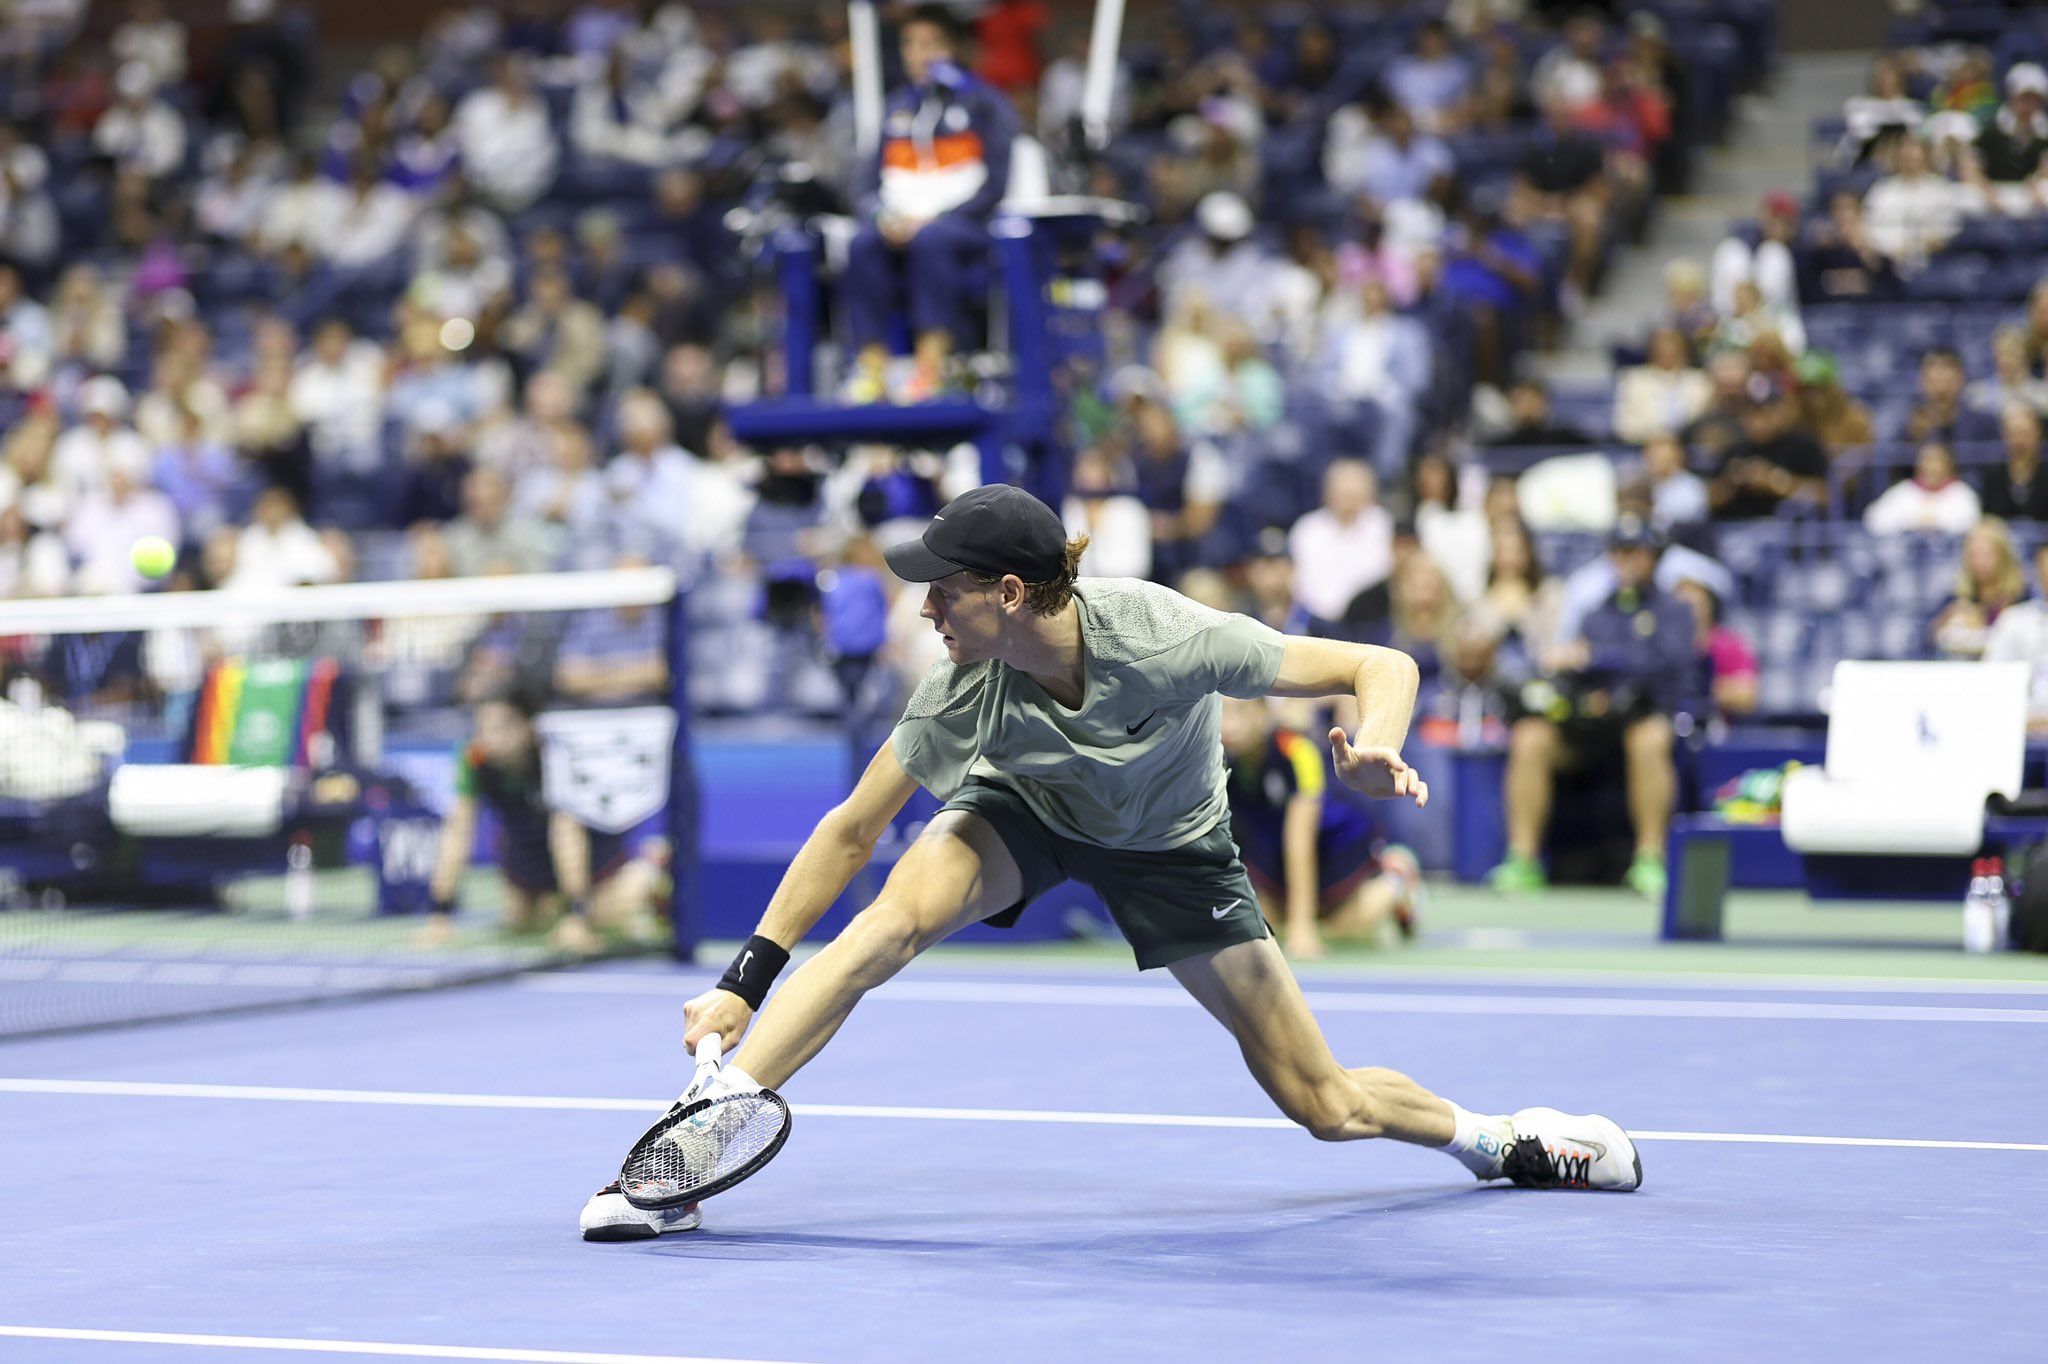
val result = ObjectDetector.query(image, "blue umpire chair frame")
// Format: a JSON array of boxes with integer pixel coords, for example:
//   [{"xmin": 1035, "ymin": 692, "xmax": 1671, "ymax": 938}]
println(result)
[{"xmin": 723, "ymin": 204, "xmax": 1118, "ymax": 509}]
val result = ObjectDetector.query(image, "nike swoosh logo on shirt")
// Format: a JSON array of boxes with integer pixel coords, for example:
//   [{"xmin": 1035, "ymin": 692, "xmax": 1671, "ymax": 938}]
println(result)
[
  {"xmin": 1212, "ymin": 900, "xmax": 1241, "ymax": 920},
  {"xmin": 1126, "ymin": 709, "xmax": 1159, "ymax": 735}
]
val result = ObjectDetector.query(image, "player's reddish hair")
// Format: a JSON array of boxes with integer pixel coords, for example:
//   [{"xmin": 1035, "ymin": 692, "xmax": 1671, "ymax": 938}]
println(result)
[{"xmin": 968, "ymin": 535, "xmax": 1089, "ymax": 616}]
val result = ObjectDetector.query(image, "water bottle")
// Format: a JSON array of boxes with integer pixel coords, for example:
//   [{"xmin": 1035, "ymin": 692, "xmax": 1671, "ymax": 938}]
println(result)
[
  {"xmin": 285, "ymin": 832, "xmax": 315, "ymax": 922},
  {"xmin": 1989, "ymin": 856, "xmax": 2012, "ymax": 951},
  {"xmin": 1963, "ymin": 858, "xmax": 1997, "ymax": 953}
]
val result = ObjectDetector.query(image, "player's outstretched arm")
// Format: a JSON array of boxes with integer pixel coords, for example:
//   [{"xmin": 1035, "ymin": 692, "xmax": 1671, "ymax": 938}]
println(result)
[
  {"xmin": 1267, "ymin": 636, "xmax": 1428, "ymax": 807},
  {"xmin": 682, "ymin": 739, "xmax": 920, "ymax": 1048}
]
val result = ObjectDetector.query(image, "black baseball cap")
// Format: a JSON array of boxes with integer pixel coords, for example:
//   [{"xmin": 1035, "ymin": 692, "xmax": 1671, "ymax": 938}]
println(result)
[{"xmin": 883, "ymin": 484, "xmax": 1068, "ymax": 583}]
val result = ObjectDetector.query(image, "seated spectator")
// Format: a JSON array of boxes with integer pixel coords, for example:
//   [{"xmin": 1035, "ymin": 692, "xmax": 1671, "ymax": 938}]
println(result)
[
  {"xmin": 48, "ymin": 261, "xmax": 125, "ymax": 372},
  {"xmin": 151, "ymin": 405, "xmax": 242, "ymax": 542},
  {"xmin": 1112, "ymin": 367, "xmax": 1226, "ymax": 582},
  {"xmin": 1484, "ymin": 378, "xmax": 1594, "ymax": 448},
  {"xmin": 1799, "ymin": 189, "xmax": 1901, "ymax": 304},
  {"xmin": 322, "ymin": 155, "xmax": 416, "ymax": 269},
  {"xmin": 603, "ymin": 388, "xmax": 752, "ymax": 566},
  {"xmin": 1982, "ymin": 406, "xmax": 2048, "ymax": 521},
  {"xmin": 389, "ymin": 92, "xmax": 460, "ymax": 197},
  {"xmin": 1864, "ymin": 440, "xmax": 1982, "ymax": 535},
  {"xmin": 290, "ymin": 317, "xmax": 386, "ymax": 475},
  {"xmin": 0, "ymin": 265, "xmax": 53, "ymax": 394},
  {"xmin": 1969, "ymin": 326, "xmax": 2048, "ymax": 419},
  {"xmin": 1710, "ymin": 192, "xmax": 1800, "ymax": 318},
  {"xmin": 573, "ymin": 45, "xmax": 699, "ymax": 168},
  {"xmin": 1437, "ymin": 199, "xmax": 1543, "ymax": 389},
  {"xmin": 1983, "ymin": 540, "xmax": 2048, "ymax": 735},
  {"xmin": 554, "ymin": 556, "xmax": 673, "ymax": 704},
  {"xmin": 64, "ymin": 450, "xmax": 179, "ymax": 593},
  {"xmin": 223, "ymin": 487, "xmax": 337, "ymax": 590},
  {"xmin": 1411, "ymin": 451, "xmax": 1489, "ymax": 603},
  {"xmin": 1388, "ymin": 553, "xmax": 1458, "ymax": 697},
  {"xmin": 1613, "ymin": 326, "xmax": 1710, "ymax": 443},
  {"xmin": 1903, "ymin": 347, "xmax": 1999, "ymax": 446},
  {"xmin": 1793, "ymin": 351, "xmax": 1874, "ymax": 455},
  {"xmin": 394, "ymin": 402, "xmax": 473, "ymax": 526},
  {"xmin": 503, "ymin": 268, "xmax": 609, "ymax": 398},
  {"xmin": 1382, "ymin": 18, "xmax": 1472, "ymax": 136},
  {"xmin": 2021, "ymin": 280, "xmax": 2048, "ymax": 378},
  {"xmin": 94, "ymin": 61, "xmax": 186, "ymax": 182},
  {"xmin": 1315, "ymin": 278, "xmax": 1431, "ymax": 477},
  {"xmin": 1241, "ymin": 525, "xmax": 1307, "ymax": 635},
  {"xmin": 1708, "ymin": 387, "xmax": 1828, "ymax": 519},
  {"xmin": 1933, "ymin": 516, "xmax": 2027, "ymax": 660},
  {"xmin": 1490, "ymin": 517, "xmax": 1693, "ymax": 900},
  {"xmin": 1327, "ymin": 102, "xmax": 1456, "ymax": 208},
  {"xmin": 444, "ymin": 466, "xmax": 560, "ymax": 576},
  {"xmin": 0, "ymin": 504, "xmax": 68, "ymax": 599},
  {"xmin": 1708, "ymin": 279, "xmax": 1804, "ymax": 357},
  {"xmin": 52, "ymin": 376, "xmax": 150, "ymax": 504},
  {"xmin": 1840, "ymin": 54, "xmax": 1923, "ymax": 166},
  {"xmin": 454, "ymin": 54, "xmax": 558, "ymax": 213},
  {"xmin": 1658, "ymin": 258, "xmax": 1719, "ymax": 352},
  {"xmin": 1863, "ymin": 136, "xmax": 1964, "ymax": 272},
  {"xmin": 843, "ymin": 6, "xmax": 1018, "ymax": 403},
  {"xmin": 1465, "ymin": 516, "xmax": 1562, "ymax": 671},
  {"xmin": 1060, "ymin": 445, "xmax": 1150, "ymax": 581},
  {"xmin": 1671, "ymin": 577, "xmax": 1759, "ymax": 718},
  {"xmin": 1558, "ymin": 483, "xmax": 1736, "ymax": 642},
  {"xmin": 1158, "ymin": 193, "xmax": 1296, "ymax": 348},
  {"xmin": 1286, "ymin": 458, "xmax": 1394, "ymax": 637},
  {"xmin": 257, "ymin": 152, "xmax": 339, "ymax": 260},
  {"xmin": 1964, "ymin": 63, "xmax": 2048, "ymax": 213},
  {"xmin": 1682, "ymin": 350, "xmax": 1755, "ymax": 462},
  {"xmin": 1519, "ymin": 93, "xmax": 1615, "ymax": 304},
  {"xmin": 0, "ymin": 121, "xmax": 58, "ymax": 274},
  {"xmin": 1639, "ymin": 432, "xmax": 1709, "ymax": 534}
]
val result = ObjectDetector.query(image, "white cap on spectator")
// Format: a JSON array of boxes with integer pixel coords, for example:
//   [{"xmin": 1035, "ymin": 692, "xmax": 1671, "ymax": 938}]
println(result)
[
  {"xmin": 1926, "ymin": 110, "xmax": 1980, "ymax": 144},
  {"xmin": 1196, "ymin": 191, "xmax": 1253, "ymax": 243},
  {"xmin": 230, "ymin": 0, "xmax": 276, "ymax": 22},
  {"xmin": 106, "ymin": 444, "xmax": 150, "ymax": 482},
  {"xmin": 79, "ymin": 376, "xmax": 130, "ymax": 420},
  {"xmin": 2009, "ymin": 63, "xmax": 2048, "ymax": 97},
  {"xmin": 1108, "ymin": 364, "xmax": 1168, "ymax": 406}
]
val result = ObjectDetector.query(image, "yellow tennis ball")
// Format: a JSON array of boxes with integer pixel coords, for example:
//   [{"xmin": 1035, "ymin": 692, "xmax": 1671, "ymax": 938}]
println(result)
[{"xmin": 130, "ymin": 535, "xmax": 176, "ymax": 581}]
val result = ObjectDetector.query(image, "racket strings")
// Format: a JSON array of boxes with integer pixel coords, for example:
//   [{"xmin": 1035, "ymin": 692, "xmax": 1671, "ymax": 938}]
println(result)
[{"xmin": 621, "ymin": 1092, "xmax": 787, "ymax": 1205}]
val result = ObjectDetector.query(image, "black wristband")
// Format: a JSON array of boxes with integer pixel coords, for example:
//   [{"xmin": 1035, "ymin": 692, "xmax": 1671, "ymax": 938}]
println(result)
[
  {"xmin": 717, "ymin": 934, "xmax": 790, "ymax": 1010},
  {"xmin": 430, "ymin": 896, "xmax": 454, "ymax": 918}
]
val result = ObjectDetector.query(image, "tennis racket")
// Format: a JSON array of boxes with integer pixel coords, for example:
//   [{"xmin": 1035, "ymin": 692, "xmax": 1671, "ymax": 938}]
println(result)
[{"xmin": 618, "ymin": 1032, "xmax": 792, "ymax": 1210}]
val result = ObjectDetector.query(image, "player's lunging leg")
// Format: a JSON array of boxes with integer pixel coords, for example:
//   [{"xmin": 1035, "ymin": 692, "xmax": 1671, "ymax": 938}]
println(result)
[
  {"xmin": 730, "ymin": 809, "xmax": 1021, "ymax": 1089},
  {"xmin": 1170, "ymin": 937, "xmax": 1642, "ymax": 1190}
]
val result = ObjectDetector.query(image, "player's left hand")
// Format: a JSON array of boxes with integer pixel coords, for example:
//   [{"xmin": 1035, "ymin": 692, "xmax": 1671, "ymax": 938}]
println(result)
[{"xmin": 1328, "ymin": 726, "xmax": 1428, "ymax": 807}]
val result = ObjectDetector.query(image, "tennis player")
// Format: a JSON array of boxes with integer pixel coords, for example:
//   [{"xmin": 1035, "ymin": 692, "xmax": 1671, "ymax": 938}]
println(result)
[{"xmin": 581, "ymin": 486, "xmax": 1637, "ymax": 1239}]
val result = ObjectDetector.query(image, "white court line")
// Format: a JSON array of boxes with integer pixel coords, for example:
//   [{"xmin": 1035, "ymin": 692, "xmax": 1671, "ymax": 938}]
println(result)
[
  {"xmin": 3, "ymin": 1078, "xmax": 2043, "ymax": 1153},
  {"xmin": 553, "ymin": 962, "xmax": 2048, "ymax": 996},
  {"xmin": 520, "ymin": 975, "xmax": 2048, "ymax": 1024},
  {"xmin": 0, "ymin": 1325, "xmax": 801, "ymax": 1363}
]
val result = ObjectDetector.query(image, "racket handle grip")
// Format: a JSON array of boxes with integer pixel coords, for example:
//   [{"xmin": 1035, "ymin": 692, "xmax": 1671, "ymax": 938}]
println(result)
[{"xmin": 695, "ymin": 1032, "xmax": 723, "ymax": 1068}]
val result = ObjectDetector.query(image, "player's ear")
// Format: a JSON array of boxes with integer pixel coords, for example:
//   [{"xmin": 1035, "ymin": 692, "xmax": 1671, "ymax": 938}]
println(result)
[{"xmin": 1001, "ymin": 574, "xmax": 1028, "ymax": 610}]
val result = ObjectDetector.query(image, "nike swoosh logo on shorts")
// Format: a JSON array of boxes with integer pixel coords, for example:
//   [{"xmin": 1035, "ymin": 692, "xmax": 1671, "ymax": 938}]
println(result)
[
  {"xmin": 1126, "ymin": 709, "xmax": 1159, "ymax": 735},
  {"xmin": 1212, "ymin": 900, "xmax": 1240, "ymax": 920}
]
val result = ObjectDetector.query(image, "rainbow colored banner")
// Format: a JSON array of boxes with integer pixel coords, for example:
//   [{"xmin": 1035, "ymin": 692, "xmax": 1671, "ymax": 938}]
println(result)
[{"xmin": 190, "ymin": 658, "xmax": 339, "ymax": 768}]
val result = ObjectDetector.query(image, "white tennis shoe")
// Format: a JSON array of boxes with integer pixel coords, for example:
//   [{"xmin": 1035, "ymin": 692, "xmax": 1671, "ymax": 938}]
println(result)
[
  {"xmin": 1500, "ymin": 1107, "xmax": 1643, "ymax": 1191},
  {"xmin": 578, "ymin": 1180, "xmax": 702, "ymax": 1241}
]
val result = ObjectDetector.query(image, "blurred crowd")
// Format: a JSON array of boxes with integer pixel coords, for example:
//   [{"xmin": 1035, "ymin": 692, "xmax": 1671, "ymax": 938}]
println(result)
[{"xmin": 0, "ymin": 0, "xmax": 1765, "ymax": 724}]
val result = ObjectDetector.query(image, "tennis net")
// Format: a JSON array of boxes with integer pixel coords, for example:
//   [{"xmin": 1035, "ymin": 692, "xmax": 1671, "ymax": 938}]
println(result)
[{"xmin": 0, "ymin": 566, "xmax": 696, "ymax": 1038}]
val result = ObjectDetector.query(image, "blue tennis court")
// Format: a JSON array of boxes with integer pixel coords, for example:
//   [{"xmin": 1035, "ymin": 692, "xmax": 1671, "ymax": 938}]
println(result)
[{"xmin": 3, "ymin": 953, "xmax": 2044, "ymax": 1363}]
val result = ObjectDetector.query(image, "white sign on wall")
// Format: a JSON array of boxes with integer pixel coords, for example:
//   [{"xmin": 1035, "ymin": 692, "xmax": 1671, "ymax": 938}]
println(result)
[{"xmin": 533, "ymin": 706, "xmax": 678, "ymax": 835}]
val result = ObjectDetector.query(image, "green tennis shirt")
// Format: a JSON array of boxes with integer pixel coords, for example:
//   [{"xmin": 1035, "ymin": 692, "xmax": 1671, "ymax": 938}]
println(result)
[{"xmin": 889, "ymin": 577, "xmax": 1289, "ymax": 851}]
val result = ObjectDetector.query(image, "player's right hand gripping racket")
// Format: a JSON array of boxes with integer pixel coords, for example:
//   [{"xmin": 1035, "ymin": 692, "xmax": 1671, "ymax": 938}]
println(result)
[{"xmin": 618, "ymin": 1032, "xmax": 792, "ymax": 1210}]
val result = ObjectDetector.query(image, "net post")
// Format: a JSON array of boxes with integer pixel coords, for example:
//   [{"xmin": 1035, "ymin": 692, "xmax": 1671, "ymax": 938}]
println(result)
[{"xmin": 665, "ymin": 584, "xmax": 701, "ymax": 963}]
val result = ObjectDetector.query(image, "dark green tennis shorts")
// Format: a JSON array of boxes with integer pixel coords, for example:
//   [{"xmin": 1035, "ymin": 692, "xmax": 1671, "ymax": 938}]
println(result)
[{"xmin": 938, "ymin": 778, "xmax": 1271, "ymax": 970}]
